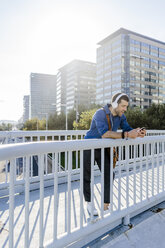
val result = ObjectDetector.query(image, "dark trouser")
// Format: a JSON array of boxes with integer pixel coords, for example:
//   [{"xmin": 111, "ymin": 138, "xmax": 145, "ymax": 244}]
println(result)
[{"xmin": 83, "ymin": 148, "xmax": 115, "ymax": 204}]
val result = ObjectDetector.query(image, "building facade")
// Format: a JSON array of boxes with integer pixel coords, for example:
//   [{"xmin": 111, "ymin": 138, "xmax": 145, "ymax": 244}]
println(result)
[
  {"xmin": 97, "ymin": 28, "xmax": 165, "ymax": 109},
  {"xmin": 56, "ymin": 60, "xmax": 96, "ymax": 114},
  {"xmin": 23, "ymin": 95, "xmax": 30, "ymax": 123},
  {"xmin": 30, "ymin": 73, "xmax": 56, "ymax": 119}
]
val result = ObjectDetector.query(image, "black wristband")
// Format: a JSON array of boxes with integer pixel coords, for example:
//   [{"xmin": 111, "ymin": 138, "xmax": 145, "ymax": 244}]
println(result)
[{"xmin": 122, "ymin": 131, "xmax": 125, "ymax": 139}]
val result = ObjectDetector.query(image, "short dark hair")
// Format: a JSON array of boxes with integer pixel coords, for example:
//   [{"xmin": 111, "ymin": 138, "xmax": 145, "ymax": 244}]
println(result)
[{"xmin": 112, "ymin": 93, "xmax": 129, "ymax": 104}]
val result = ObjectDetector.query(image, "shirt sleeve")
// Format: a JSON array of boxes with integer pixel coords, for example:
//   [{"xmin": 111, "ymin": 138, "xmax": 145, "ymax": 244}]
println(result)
[
  {"xmin": 93, "ymin": 109, "xmax": 109, "ymax": 136},
  {"xmin": 120, "ymin": 115, "xmax": 133, "ymax": 131}
]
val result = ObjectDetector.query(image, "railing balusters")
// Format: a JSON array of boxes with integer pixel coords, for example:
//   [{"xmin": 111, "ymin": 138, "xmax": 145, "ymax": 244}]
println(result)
[
  {"xmin": 1, "ymin": 134, "xmax": 165, "ymax": 248},
  {"xmin": 110, "ymin": 147, "xmax": 113, "ymax": 213},
  {"xmin": 140, "ymin": 144, "xmax": 143, "ymax": 202},
  {"xmin": 118, "ymin": 146, "xmax": 122, "ymax": 211},
  {"xmin": 65, "ymin": 135, "xmax": 68, "ymax": 171},
  {"xmin": 80, "ymin": 150, "xmax": 84, "ymax": 227},
  {"xmin": 5, "ymin": 159, "xmax": 8, "ymax": 183},
  {"xmin": 9, "ymin": 159, "xmax": 15, "ymax": 248},
  {"xmin": 39, "ymin": 154, "xmax": 44, "ymax": 247},
  {"xmin": 157, "ymin": 142, "xmax": 160, "ymax": 194},
  {"xmin": 67, "ymin": 151, "xmax": 72, "ymax": 233},
  {"xmin": 162, "ymin": 141, "xmax": 165, "ymax": 192},
  {"xmin": 146, "ymin": 143, "xmax": 149, "ymax": 199},
  {"xmin": 91, "ymin": 149, "xmax": 94, "ymax": 220},
  {"xmin": 25, "ymin": 156, "xmax": 30, "ymax": 248},
  {"xmin": 133, "ymin": 144, "xmax": 136, "ymax": 204},
  {"xmin": 59, "ymin": 136, "xmax": 61, "ymax": 172},
  {"xmin": 101, "ymin": 148, "xmax": 104, "ymax": 218},
  {"xmin": 30, "ymin": 137, "xmax": 33, "ymax": 177},
  {"xmin": 151, "ymin": 142, "xmax": 155, "ymax": 196},
  {"xmin": 53, "ymin": 152, "xmax": 58, "ymax": 241},
  {"xmin": 126, "ymin": 145, "xmax": 129, "ymax": 208}
]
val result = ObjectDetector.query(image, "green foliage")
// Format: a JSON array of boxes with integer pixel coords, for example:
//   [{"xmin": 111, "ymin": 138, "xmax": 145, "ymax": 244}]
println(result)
[
  {"xmin": 74, "ymin": 103, "xmax": 165, "ymax": 131},
  {"xmin": 73, "ymin": 109, "xmax": 97, "ymax": 130},
  {"xmin": 125, "ymin": 107, "xmax": 144, "ymax": 128},
  {"xmin": 22, "ymin": 103, "xmax": 165, "ymax": 131},
  {"xmin": 126, "ymin": 103, "xmax": 165, "ymax": 130},
  {"xmin": 48, "ymin": 112, "xmax": 66, "ymax": 130},
  {"xmin": 143, "ymin": 103, "xmax": 165, "ymax": 129},
  {"xmin": 0, "ymin": 123, "xmax": 12, "ymax": 131},
  {"xmin": 23, "ymin": 118, "xmax": 46, "ymax": 130}
]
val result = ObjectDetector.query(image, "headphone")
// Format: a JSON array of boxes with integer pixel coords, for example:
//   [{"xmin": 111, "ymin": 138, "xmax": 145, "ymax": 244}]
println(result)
[{"xmin": 111, "ymin": 93, "xmax": 128, "ymax": 109}]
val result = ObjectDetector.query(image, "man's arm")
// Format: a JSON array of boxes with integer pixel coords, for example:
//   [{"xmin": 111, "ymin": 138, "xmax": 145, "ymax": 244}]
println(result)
[{"xmin": 102, "ymin": 129, "xmax": 140, "ymax": 139}]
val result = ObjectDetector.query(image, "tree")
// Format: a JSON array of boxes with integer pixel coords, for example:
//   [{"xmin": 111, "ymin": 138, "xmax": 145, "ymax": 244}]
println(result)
[
  {"xmin": 73, "ymin": 109, "xmax": 97, "ymax": 130},
  {"xmin": 48, "ymin": 112, "xmax": 66, "ymax": 130},
  {"xmin": 143, "ymin": 103, "xmax": 165, "ymax": 130},
  {"xmin": 23, "ymin": 118, "xmax": 46, "ymax": 130},
  {"xmin": 0, "ymin": 123, "xmax": 12, "ymax": 131},
  {"xmin": 125, "ymin": 107, "xmax": 145, "ymax": 128}
]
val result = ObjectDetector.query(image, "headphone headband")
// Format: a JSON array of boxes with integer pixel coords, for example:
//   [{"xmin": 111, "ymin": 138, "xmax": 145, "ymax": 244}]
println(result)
[{"xmin": 111, "ymin": 93, "xmax": 128, "ymax": 109}]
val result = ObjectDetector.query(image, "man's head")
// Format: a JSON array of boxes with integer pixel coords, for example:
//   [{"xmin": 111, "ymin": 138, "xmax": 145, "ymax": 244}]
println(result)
[{"xmin": 111, "ymin": 93, "xmax": 129, "ymax": 117}]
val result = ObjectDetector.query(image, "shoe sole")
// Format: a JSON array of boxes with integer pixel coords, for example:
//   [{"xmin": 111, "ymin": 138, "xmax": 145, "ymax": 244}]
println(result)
[{"xmin": 87, "ymin": 208, "xmax": 98, "ymax": 216}]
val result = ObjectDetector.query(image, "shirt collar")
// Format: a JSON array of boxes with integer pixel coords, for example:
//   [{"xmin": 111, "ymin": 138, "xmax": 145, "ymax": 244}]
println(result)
[
  {"xmin": 103, "ymin": 104, "xmax": 111, "ymax": 114},
  {"xmin": 104, "ymin": 104, "xmax": 122, "ymax": 119}
]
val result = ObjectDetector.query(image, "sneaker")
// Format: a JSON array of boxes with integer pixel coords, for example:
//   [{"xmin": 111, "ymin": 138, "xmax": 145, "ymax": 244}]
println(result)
[
  {"xmin": 87, "ymin": 202, "xmax": 98, "ymax": 216},
  {"xmin": 104, "ymin": 204, "xmax": 111, "ymax": 214},
  {"xmin": 104, "ymin": 203, "xmax": 110, "ymax": 211}
]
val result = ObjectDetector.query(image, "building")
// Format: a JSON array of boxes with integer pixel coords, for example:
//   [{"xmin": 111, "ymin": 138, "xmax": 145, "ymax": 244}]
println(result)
[
  {"xmin": 97, "ymin": 28, "xmax": 165, "ymax": 109},
  {"xmin": 30, "ymin": 73, "xmax": 56, "ymax": 119},
  {"xmin": 23, "ymin": 95, "xmax": 30, "ymax": 123},
  {"xmin": 56, "ymin": 60, "xmax": 96, "ymax": 115}
]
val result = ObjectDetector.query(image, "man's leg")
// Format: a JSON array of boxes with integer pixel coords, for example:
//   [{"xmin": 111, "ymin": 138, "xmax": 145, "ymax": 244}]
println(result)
[
  {"xmin": 83, "ymin": 150, "xmax": 91, "ymax": 202},
  {"xmin": 83, "ymin": 150, "xmax": 98, "ymax": 216},
  {"xmin": 95, "ymin": 148, "xmax": 114, "ymax": 208}
]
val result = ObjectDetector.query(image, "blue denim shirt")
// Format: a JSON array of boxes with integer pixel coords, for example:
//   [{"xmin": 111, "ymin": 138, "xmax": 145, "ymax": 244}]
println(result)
[{"xmin": 85, "ymin": 104, "xmax": 132, "ymax": 139}]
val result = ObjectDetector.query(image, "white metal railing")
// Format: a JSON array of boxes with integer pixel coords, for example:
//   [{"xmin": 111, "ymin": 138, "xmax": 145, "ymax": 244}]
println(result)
[
  {"xmin": 0, "ymin": 129, "xmax": 165, "ymax": 145},
  {"xmin": 0, "ymin": 130, "xmax": 87, "ymax": 145},
  {"xmin": 0, "ymin": 130, "xmax": 86, "ymax": 191},
  {"xmin": 0, "ymin": 129, "xmax": 165, "ymax": 194},
  {"xmin": 0, "ymin": 136, "xmax": 165, "ymax": 247}
]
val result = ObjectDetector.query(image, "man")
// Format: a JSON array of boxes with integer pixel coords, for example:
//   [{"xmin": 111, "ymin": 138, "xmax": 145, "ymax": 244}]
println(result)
[{"xmin": 83, "ymin": 93, "xmax": 146, "ymax": 215}]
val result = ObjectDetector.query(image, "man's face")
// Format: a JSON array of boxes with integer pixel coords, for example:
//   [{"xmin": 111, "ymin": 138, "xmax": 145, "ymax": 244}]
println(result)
[{"xmin": 114, "ymin": 99, "xmax": 128, "ymax": 117}]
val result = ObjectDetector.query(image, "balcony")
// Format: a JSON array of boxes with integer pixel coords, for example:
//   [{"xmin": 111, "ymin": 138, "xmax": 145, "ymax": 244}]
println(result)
[{"xmin": 0, "ymin": 130, "xmax": 165, "ymax": 247}]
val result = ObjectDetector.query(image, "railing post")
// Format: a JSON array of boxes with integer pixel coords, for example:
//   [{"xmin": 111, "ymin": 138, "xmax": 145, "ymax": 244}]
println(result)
[
  {"xmin": 25, "ymin": 156, "xmax": 30, "ymax": 248},
  {"xmin": 80, "ymin": 149, "xmax": 84, "ymax": 227},
  {"xmin": 67, "ymin": 151, "xmax": 72, "ymax": 233},
  {"xmin": 91, "ymin": 149, "xmax": 94, "ymax": 221},
  {"xmin": 123, "ymin": 214, "xmax": 130, "ymax": 225},
  {"xmin": 101, "ymin": 148, "xmax": 104, "ymax": 218},
  {"xmin": 9, "ymin": 159, "xmax": 15, "ymax": 248},
  {"xmin": 39, "ymin": 154, "xmax": 44, "ymax": 248},
  {"xmin": 53, "ymin": 152, "xmax": 58, "ymax": 242}
]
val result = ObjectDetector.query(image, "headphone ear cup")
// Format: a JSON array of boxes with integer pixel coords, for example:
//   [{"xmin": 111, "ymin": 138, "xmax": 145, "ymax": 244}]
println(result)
[{"xmin": 112, "ymin": 102, "xmax": 117, "ymax": 108}]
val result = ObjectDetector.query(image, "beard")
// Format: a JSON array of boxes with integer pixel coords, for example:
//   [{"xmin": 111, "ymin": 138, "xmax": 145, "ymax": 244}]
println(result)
[{"xmin": 115, "ymin": 108, "xmax": 123, "ymax": 117}]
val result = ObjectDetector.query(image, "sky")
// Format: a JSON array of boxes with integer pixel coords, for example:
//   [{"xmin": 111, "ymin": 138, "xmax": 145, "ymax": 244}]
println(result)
[{"xmin": 0, "ymin": 0, "xmax": 165, "ymax": 121}]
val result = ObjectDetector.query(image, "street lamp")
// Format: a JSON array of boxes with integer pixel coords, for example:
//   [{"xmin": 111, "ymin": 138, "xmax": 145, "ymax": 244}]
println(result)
[{"xmin": 52, "ymin": 103, "xmax": 68, "ymax": 130}]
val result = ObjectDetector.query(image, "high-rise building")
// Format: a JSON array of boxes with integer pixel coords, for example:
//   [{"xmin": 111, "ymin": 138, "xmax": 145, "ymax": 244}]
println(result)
[
  {"xmin": 23, "ymin": 95, "xmax": 30, "ymax": 123},
  {"xmin": 56, "ymin": 60, "xmax": 96, "ymax": 114},
  {"xmin": 97, "ymin": 28, "xmax": 165, "ymax": 109},
  {"xmin": 30, "ymin": 73, "xmax": 56, "ymax": 119}
]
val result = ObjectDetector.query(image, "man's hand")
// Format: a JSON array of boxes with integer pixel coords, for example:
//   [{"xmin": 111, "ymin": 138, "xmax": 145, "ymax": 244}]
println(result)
[
  {"xmin": 127, "ymin": 128, "xmax": 140, "ymax": 139},
  {"xmin": 137, "ymin": 128, "xmax": 146, "ymax": 138}
]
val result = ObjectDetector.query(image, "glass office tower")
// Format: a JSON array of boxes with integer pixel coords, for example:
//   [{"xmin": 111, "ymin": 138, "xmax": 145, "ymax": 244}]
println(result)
[
  {"xmin": 97, "ymin": 28, "xmax": 165, "ymax": 109},
  {"xmin": 30, "ymin": 73, "xmax": 56, "ymax": 119},
  {"xmin": 56, "ymin": 60, "xmax": 96, "ymax": 114}
]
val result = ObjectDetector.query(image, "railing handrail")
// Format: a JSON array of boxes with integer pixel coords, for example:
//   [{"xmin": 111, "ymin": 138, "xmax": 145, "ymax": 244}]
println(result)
[
  {"xmin": 1, "ymin": 136, "xmax": 165, "ymax": 161},
  {"xmin": 0, "ymin": 130, "xmax": 87, "ymax": 138}
]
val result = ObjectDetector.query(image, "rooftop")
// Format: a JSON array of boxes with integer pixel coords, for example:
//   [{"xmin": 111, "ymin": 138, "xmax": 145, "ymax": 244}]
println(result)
[{"xmin": 98, "ymin": 28, "xmax": 165, "ymax": 46}]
